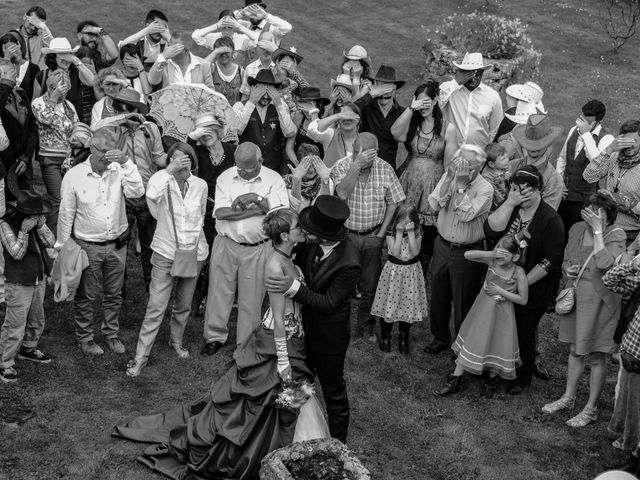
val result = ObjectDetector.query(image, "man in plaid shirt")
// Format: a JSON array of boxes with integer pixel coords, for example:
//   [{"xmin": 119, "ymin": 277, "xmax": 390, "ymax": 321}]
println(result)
[{"xmin": 332, "ymin": 132, "xmax": 405, "ymax": 342}]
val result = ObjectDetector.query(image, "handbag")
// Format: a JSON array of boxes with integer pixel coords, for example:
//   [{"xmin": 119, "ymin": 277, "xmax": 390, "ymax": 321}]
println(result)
[{"xmin": 166, "ymin": 183, "xmax": 199, "ymax": 278}]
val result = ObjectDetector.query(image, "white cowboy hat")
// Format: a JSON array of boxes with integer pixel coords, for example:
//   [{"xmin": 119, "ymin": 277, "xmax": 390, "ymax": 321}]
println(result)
[
  {"xmin": 42, "ymin": 37, "xmax": 79, "ymax": 55},
  {"xmin": 505, "ymin": 100, "xmax": 543, "ymax": 125},
  {"xmin": 506, "ymin": 81, "xmax": 546, "ymax": 112},
  {"xmin": 452, "ymin": 52, "xmax": 492, "ymax": 71},
  {"xmin": 330, "ymin": 74, "xmax": 357, "ymax": 93}
]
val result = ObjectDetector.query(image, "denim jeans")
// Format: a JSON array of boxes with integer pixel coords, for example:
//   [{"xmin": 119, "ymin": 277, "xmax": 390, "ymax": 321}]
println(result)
[
  {"xmin": 74, "ymin": 239, "xmax": 127, "ymax": 343},
  {"xmin": 348, "ymin": 232, "xmax": 384, "ymax": 334},
  {"xmin": 39, "ymin": 154, "xmax": 65, "ymax": 234},
  {"xmin": 126, "ymin": 207, "xmax": 157, "ymax": 289},
  {"xmin": 133, "ymin": 252, "xmax": 203, "ymax": 361},
  {"xmin": 0, "ymin": 282, "xmax": 46, "ymax": 368}
]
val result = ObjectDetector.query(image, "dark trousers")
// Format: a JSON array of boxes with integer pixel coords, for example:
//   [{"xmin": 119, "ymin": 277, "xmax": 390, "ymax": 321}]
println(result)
[
  {"xmin": 419, "ymin": 225, "xmax": 438, "ymax": 278},
  {"xmin": 429, "ymin": 236, "xmax": 484, "ymax": 345},
  {"xmin": 514, "ymin": 304, "xmax": 548, "ymax": 385},
  {"xmin": 558, "ymin": 200, "xmax": 584, "ymax": 243},
  {"xmin": 126, "ymin": 208, "xmax": 156, "ymax": 289},
  {"xmin": 348, "ymin": 233, "xmax": 383, "ymax": 333},
  {"xmin": 307, "ymin": 348, "xmax": 349, "ymax": 443}
]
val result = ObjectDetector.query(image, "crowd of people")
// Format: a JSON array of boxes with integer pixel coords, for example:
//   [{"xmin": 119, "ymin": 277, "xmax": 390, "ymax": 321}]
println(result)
[{"xmin": 2, "ymin": 3, "xmax": 640, "ymax": 478}]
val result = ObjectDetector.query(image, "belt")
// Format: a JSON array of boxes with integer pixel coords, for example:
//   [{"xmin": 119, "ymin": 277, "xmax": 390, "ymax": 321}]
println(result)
[
  {"xmin": 234, "ymin": 238, "xmax": 270, "ymax": 247},
  {"xmin": 78, "ymin": 238, "xmax": 118, "ymax": 246},
  {"xmin": 347, "ymin": 224, "xmax": 382, "ymax": 236},
  {"xmin": 439, "ymin": 236, "xmax": 484, "ymax": 250},
  {"xmin": 388, "ymin": 255, "xmax": 420, "ymax": 266}
]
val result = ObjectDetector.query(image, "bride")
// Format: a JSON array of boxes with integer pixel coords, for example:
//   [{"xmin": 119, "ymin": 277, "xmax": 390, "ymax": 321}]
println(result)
[{"xmin": 113, "ymin": 208, "xmax": 329, "ymax": 479}]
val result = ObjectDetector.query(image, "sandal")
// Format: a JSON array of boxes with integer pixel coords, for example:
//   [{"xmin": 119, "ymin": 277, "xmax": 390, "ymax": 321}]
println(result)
[
  {"xmin": 170, "ymin": 343, "xmax": 190, "ymax": 359},
  {"xmin": 612, "ymin": 438, "xmax": 626, "ymax": 451},
  {"xmin": 541, "ymin": 395, "xmax": 575, "ymax": 414},
  {"xmin": 126, "ymin": 358, "xmax": 148, "ymax": 377},
  {"xmin": 566, "ymin": 406, "xmax": 597, "ymax": 428}
]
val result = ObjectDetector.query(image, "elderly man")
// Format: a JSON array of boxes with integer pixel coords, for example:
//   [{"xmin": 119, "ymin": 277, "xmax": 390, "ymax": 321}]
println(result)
[
  {"xmin": 148, "ymin": 31, "xmax": 214, "ymax": 89},
  {"xmin": 355, "ymin": 65, "xmax": 405, "ymax": 170},
  {"xmin": 439, "ymin": 52, "xmax": 503, "ymax": 150},
  {"xmin": 584, "ymin": 120, "xmax": 640, "ymax": 244},
  {"xmin": 234, "ymin": 69, "xmax": 296, "ymax": 174},
  {"xmin": 202, "ymin": 141, "xmax": 288, "ymax": 356},
  {"xmin": 17, "ymin": 6, "xmax": 53, "ymax": 68},
  {"xmin": 57, "ymin": 127, "xmax": 144, "ymax": 356},
  {"xmin": 119, "ymin": 10, "xmax": 170, "ymax": 72},
  {"xmin": 76, "ymin": 20, "xmax": 119, "ymax": 73},
  {"xmin": 425, "ymin": 144, "xmax": 493, "ymax": 354},
  {"xmin": 331, "ymin": 132, "xmax": 405, "ymax": 342}
]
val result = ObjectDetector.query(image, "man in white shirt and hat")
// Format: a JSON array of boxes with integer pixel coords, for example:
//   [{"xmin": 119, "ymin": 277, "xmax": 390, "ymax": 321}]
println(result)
[
  {"xmin": 439, "ymin": 52, "xmax": 503, "ymax": 150},
  {"xmin": 495, "ymin": 80, "xmax": 545, "ymax": 141}
]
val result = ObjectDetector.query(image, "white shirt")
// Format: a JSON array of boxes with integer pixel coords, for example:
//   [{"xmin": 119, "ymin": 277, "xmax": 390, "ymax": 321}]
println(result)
[
  {"xmin": 234, "ymin": 12, "xmax": 292, "ymax": 46},
  {"xmin": 239, "ymin": 58, "xmax": 275, "ymax": 95},
  {"xmin": 56, "ymin": 158, "xmax": 144, "ymax": 247},
  {"xmin": 148, "ymin": 53, "xmax": 214, "ymax": 90},
  {"xmin": 306, "ymin": 120, "xmax": 355, "ymax": 157},
  {"xmin": 555, "ymin": 124, "xmax": 615, "ymax": 176},
  {"xmin": 17, "ymin": 61, "xmax": 29, "ymax": 85},
  {"xmin": 214, "ymin": 166, "xmax": 289, "ymax": 244},
  {"xmin": 233, "ymin": 100, "xmax": 296, "ymax": 138},
  {"xmin": 146, "ymin": 170, "xmax": 209, "ymax": 261},
  {"xmin": 191, "ymin": 29, "xmax": 257, "ymax": 52},
  {"xmin": 439, "ymin": 79, "xmax": 503, "ymax": 149}
]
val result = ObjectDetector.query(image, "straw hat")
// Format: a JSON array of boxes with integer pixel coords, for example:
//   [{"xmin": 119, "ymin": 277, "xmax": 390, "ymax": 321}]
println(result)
[
  {"xmin": 330, "ymin": 74, "xmax": 357, "ymax": 93},
  {"xmin": 42, "ymin": 37, "xmax": 79, "ymax": 55},
  {"xmin": 506, "ymin": 81, "xmax": 546, "ymax": 112},
  {"xmin": 452, "ymin": 52, "xmax": 492, "ymax": 71},
  {"xmin": 505, "ymin": 101, "xmax": 543, "ymax": 125}
]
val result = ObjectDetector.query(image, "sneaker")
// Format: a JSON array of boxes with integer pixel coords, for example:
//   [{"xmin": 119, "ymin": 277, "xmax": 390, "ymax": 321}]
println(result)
[
  {"xmin": 17, "ymin": 348, "xmax": 51, "ymax": 364},
  {"xmin": 566, "ymin": 406, "xmax": 598, "ymax": 428},
  {"xmin": 542, "ymin": 394, "xmax": 576, "ymax": 414},
  {"xmin": 79, "ymin": 340, "xmax": 104, "ymax": 356},
  {"xmin": 126, "ymin": 358, "xmax": 148, "ymax": 377},
  {"xmin": 0, "ymin": 366, "xmax": 17, "ymax": 383},
  {"xmin": 105, "ymin": 337, "xmax": 125, "ymax": 354},
  {"xmin": 170, "ymin": 343, "xmax": 190, "ymax": 359}
]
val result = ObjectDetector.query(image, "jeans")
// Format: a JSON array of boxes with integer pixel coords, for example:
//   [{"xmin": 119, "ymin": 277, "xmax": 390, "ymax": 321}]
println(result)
[
  {"xmin": 0, "ymin": 282, "xmax": 46, "ymax": 368},
  {"xmin": 133, "ymin": 252, "xmax": 203, "ymax": 361},
  {"xmin": 126, "ymin": 207, "xmax": 157, "ymax": 289},
  {"xmin": 39, "ymin": 154, "xmax": 65, "ymax": 234},
  {"xmin": 348, "ymin": 232, "xmax": 384, "ymax": 334},
  {"xmin": 74, "ymin": 239, "xmax": 127, "ymax": 343}
]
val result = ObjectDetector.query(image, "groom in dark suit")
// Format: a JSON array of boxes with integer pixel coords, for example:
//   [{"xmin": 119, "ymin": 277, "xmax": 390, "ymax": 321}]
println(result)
[{"xmin": 266, "ymin": 195, "xmax": 361, "ymax": 443}]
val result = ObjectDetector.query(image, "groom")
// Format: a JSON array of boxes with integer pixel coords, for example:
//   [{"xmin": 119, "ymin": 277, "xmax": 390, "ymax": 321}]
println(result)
[{"xmin": 266, "ymin": 196, "xmax": 361, "ymax": 443}]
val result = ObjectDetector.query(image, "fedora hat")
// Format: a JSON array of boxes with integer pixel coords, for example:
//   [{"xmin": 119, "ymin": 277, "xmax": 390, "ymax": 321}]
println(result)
[
  {"xmin": 452, "ymin": 52, "xmax": 492, "ymax": 71},
  {"xmin": 505, "ymin": 101, "xmax": 543, "ymax": 125},
  {"xmin": 111, "ymin": 87, "xmax": 149, "ymax": 114},
  {"xmin": 513, "ymin": 114, "xmax": 563, "ymax": 151},
  {"xmin": 330, "ymin": 74, "xmax": 357, "ymax": 94},
  {"xmin": 272, "ymin": 46, "xmax": 303, "ymax": 64},
  {"xmin": 298, "ymin": 86, "xmax": 330, "ymax": 106},
  {"xmin": 370, "ymin": 65, "xmax": 405, "ymax": 89},
  {"xmin": 506, "ymin": 81, "xmax": 546, "ymax": 112},
  {"xmin": 14, "ymin": 190, "xmax": 52, "ymax": 215},
  {"xmin": 247, "ymin": 68, "xmax": 282, "ymax": 87},
  {"xmin": 299, "ymin": 195, "xmax": 350, "ymax": 242},
  {"xmin": 343, "ymin": 45, "xmax": 370, "ymax": 66},
  {"xmin": 42, "ymin": 37, "xmax": 80, "ymax": 55}
]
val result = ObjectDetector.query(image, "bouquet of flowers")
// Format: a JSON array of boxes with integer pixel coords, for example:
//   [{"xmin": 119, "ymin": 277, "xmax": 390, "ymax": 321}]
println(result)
[{"xmin": 270, "ymin": 380, "xmax": 315, "ymax": 412}]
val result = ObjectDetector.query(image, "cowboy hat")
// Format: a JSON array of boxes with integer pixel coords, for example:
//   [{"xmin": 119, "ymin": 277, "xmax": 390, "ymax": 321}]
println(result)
[
  {"xmin": 111, "ymin": 87, "xmax": 149, "ymax": 115},
  {"xmin": 42, "ymin": 37, "xmax": 80, "ymax": 55},
  {"xmin": 506, "ymin": 81, "xmax": 546, "ymax": 112},
  {"xmin": 343, "ymin": 45, "xmax": 370, "ymax": 66},
  {"xmin": 13, "ymin": 190, "xmax": 52, "ymax": 215},
  {"xmin": 452, "ymin": 52, "xmax": 492, "ymax": 71},
  {"xmin": 299, "ymin": 195, "xmax": 350, "ymax": 242},
  {"xmin": 298, "ymin": 87, "xmax": 330, "ymax": 106},
  {"xmin": 505, "ymin": 101, "xmax": 543, "ymax": 125},
  {"xmin": 247, "ymin": 68, "xmax": 283, "ymax": 87},
  {"xmin": 272, "ymin": 46, "xmax": 303, "ymax": 64},
  {"xmin": 513, "ymin": 114, "xmax": 563, "ymax": 151},
  {"xmin": 370, "ymin": 65, "xmax": 405, "ymax": 89},
  {"xmin": 330, "ymin": 74, "xmax": 357, "ymax": 94},
  {"xmin": 6, "ymin": 162, "xmax": 33, "ymax": 200}
]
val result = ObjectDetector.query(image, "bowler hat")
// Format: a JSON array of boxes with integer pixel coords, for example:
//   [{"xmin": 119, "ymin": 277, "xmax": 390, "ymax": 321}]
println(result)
[
  {"xmin": 14, "ymin": 190, "xmax": 52, "ymax": 215},
  {"xmin": 247, "ymin": 68, "xmax": 282, "ymax": 87},
  {"xmin": 370, "ymin": 65, "xmax": 405, "ymax": 89},
  {"xmin": 299, "ymin": 195, "xmax": 350, "ymax": 242},
  {"xmin": 298, "ymin": 87, "xmax": 330, "ymax": 106}
]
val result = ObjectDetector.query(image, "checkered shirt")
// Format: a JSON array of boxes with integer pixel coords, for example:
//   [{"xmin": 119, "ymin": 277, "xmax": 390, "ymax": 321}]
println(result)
[{"xmin": 602, "ymin": 262, "xmax": 640, "ymax": 361}]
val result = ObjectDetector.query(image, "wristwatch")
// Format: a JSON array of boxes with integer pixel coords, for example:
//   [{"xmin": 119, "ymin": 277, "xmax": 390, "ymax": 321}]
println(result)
[
  {"xmin": 457, "ymin": 187, "xmax": 465, "ymax": 194},
  {"xmin": 256, "ymin": 195, "xmax": 264, "ymax": 204},
  {"xmin": 593, "ymin": 230, "xmax": 602, "ymax": 235}
]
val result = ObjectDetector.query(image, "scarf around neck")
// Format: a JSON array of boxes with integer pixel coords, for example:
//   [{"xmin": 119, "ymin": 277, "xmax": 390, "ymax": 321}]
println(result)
[{"xmin": 617, "ymin": 149, "xmax": 640, "ymax": 169}]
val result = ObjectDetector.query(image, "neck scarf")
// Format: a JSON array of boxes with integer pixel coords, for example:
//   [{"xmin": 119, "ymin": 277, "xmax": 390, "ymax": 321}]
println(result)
[
  {"xmin": 5, "ymin": 88, "xmax": 28, "ymax": 126},
  {"xmin": 283, "ymin": 174, "xmax": 322, "ymax": 202},
  {"xmin": 617, "ymin": 149, "xmax": 640, "ymax": 169}
]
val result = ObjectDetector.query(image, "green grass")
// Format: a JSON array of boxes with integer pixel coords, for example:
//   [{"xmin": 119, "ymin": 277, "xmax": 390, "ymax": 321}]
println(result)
[{"xmin": 1, "ymin": 0, "xmax": 639, "ymax": 478}]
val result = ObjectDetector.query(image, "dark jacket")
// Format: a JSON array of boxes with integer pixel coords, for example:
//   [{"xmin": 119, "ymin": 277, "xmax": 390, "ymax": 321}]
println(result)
[
  {"xmin": 355, "ymin": 93, "xmax": 404, "ymax": 169},
  {"xmin": 0, "ymin": 79, "xmax": 38, "ymax": 175},
  {"xmin": 19, "ymin": 62, "xmax": 40, "ymax": 102},
  {"xmin": 293, "ymin": 239, "xmax": 361, "ymax": 356},
  {"xmin": 484, "ymin": 200, "xmax": 565, "ymax": 310}
]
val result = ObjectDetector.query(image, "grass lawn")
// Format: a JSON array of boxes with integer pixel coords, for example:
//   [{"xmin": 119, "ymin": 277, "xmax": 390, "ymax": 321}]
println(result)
[{"xmin": 1, "ymin": 0, "xmax": 639, "ymax": 479}]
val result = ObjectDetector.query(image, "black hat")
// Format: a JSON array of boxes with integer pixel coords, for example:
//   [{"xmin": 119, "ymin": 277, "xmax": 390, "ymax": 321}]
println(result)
[
  {"xmin": 247, "ymin": 68, "xmax": 283, "ymax": 87},
  {"xmin": 370, "ymin": 65, "xmax": 405, "ymax": 89},
  {"xmin": 14, "ymin": 190, "xmax": 52, "ymax": 215},
  {"xmin": 111, "ymin": 87, "xmax": 149, "ymax": 115},
  {"xmin": 299, "ymin": 195, "xmax": 350, "ymax": 242},
  {"xmin": 298, "ymin": 87, "xmax": 330, "ymax": 106},
  {"xmin": 272, "ymin": 46, "xmax": 303, "ymax": 64},
  {"xmin": 245, "ymin": 0, "xmax": 267, "ymax": 7}
]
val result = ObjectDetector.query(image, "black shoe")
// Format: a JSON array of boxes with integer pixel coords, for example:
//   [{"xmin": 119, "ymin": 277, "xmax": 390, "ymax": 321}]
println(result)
[
  {"xmin": 424, "ymin": 341, "xmax": 449, "ymax": 355},
  {"xmin": 534, "ymin": 362, "xmax": 550, "ymax": 380},
  {"xmin": 508, "ymin": 382, "xmax": 529, "ymax": 396},
  {"xmin": 433, "ymin": 375, "xmax": 464, "ymax": 397},
  {"xmin": 200, "ymin": 341, "xmax": 224, "ymax": 357},
  {"xmin": 378, "ymin": 338, "xmax": 391, "ymax": 353},
  {"xmin": 607, "ymin": 453, "xmax": 639, "ymax": 473},
  {"xmin": 482, "ymin": 377, "xmax": 498, "ymax": 399},
  {"xmin": 398, "ymin": 336, "xmax": 409, "ymax": 354}
]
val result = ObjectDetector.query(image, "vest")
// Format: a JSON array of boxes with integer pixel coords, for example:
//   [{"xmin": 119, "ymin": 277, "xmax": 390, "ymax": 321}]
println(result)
[
  {"xmin": 212, "ymin": 65, "xmax": 243, "ymax": 105},
  {"xmin": 3, "ymin": 224, "xmax": 46, "ymax": 286},
  {"xmin": 564, "ymin": 127, "xmax": 607, "ymax": 202},
  {"xmin": 239, "ymin": 104, "xmax": 284, "ymax": 171}
]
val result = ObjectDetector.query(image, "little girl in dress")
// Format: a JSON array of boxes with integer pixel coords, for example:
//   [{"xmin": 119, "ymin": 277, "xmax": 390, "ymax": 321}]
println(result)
[
  {"xmin": 371, "ymin": 204, "xmax": 428, "ymax": 354},
  {"xmin": 433, "ymin": 230, "xmax": 530, "ymax": 398}
]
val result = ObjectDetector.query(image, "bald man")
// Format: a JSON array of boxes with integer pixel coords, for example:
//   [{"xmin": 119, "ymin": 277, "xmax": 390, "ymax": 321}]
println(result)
[
  {"xmin": 201, "ymin": 141, "xmax": 289, "ymax": 356},
  {"xmin": 57, "ymin": 127, "xmax": 144, "ymax": 356}
]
